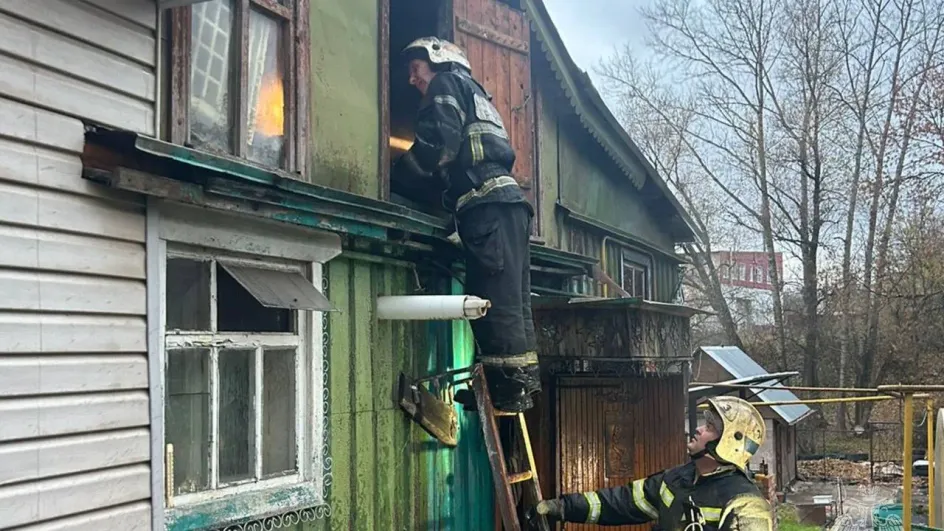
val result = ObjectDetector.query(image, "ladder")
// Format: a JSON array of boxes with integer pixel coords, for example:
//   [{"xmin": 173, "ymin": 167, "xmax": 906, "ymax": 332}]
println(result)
[{"xmin": 467, "ymin": 363, "xmax": 550, "ymax": 531}]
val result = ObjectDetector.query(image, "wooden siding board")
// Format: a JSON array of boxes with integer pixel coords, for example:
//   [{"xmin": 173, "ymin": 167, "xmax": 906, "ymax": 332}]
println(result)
[
  {"xmin": 0, "ymin": 313, "xmax": 146, "ymax": 353},
  {"xmin": 0, "ymin": 12, "xmax": 155, "ymax": 101},
  {"xmin": 352, "ymin": 262, "xmax": 373, "ymax": 414},
  {"xmin": 0, "ymin": 225, "xmax": 146, "ymax": 280},
  {"xmin": 0, "ymin": 464, "xmax": 150, "ymax": 528},
  {"xmin": 0, "ymin": 138, "xmax": 139, "ymax": 203},
  {"xmin": 0, "ymin": 0, "xmax": 156, "ymax": 65},
  {"xmin": 327, "ymin": 413, "xmax": 353, "ymax": 531},
  {"xmin": 0, "ymin": 355, "xmax": 148, "ymax": 397},
  {"xmin": 13, "ymin": 501, "xmax": 151, "ymax": 531},
  {"xmin": 0, "ymin": 428, "xmax": 150, "ymax": 486},
  {"xmin": 328, "ymin": 260, "xmax": 352, "ymax": 416},
  {"xmin": 353, "ymin": 411, "xmax": 377, "ymax": 530},
  {"xmin": 0, "ymin": 182, "xmax": 145, "ymax": 243},
  {"xmin": 14, "ymin": 502, "xmax": 151, "ymax": 531},
  {"xmin": 0, "ymin": 270, "xmax": 146, "ymax": 315},
  {"xmin": 0, "ymin": 97, "xmax": 85, "ymax": 154},
  {"xmin": 79, "ymin": 0, "xmax": 157, "ymax": 30},
  {"xmin": 0, "ymin": 391, "xmax": 149, "ymax": 442},
  {"xmin": 0, "ymin": 53, "xmax": 154, "ymax": 135}
]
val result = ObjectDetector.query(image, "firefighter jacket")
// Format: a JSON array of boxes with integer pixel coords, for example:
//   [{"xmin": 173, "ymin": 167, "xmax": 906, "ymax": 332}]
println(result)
[
  {"xmin": 393, "ymin": 67, "xmax": 530, "ymax": 214},
  {"xmin": 558, "ymin": 462, "xmax": 773, "ymax": 531}
]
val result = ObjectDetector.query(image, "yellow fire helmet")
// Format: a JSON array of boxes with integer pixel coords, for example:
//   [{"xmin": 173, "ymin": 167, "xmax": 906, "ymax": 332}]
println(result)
[
  {"xmin": 704, "ymin": 396, "xmax": 766, "ymax": 473},
  {"xmin": 402, "ymin": 37, "xmax": 472, "ymax": 72}
]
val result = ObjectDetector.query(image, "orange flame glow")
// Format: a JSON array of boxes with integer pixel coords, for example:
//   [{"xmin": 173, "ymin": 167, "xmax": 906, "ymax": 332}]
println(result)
[{"xmin": 254, "ymin": 75, "xmax": 284, "ymax": 137}]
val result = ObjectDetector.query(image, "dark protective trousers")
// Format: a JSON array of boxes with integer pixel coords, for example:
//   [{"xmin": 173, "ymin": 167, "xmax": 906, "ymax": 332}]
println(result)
[{"xmin": 456, "ymin": 201, "xmax": 541, "ymax": 411}]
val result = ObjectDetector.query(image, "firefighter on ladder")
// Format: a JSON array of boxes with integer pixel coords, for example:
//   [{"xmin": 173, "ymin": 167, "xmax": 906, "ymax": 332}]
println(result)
[
  {"xmin": 391, "ymin": 36, "xmax": 540, "ymax": 413},
  {"xmin": 531, "ymin": 396, "xmax": 775, "ymax": 530}
]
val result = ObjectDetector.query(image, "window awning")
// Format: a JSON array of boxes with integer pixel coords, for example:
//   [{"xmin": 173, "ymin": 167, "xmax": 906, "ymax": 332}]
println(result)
[{"xmin": 220, "ymin": 263, "xmax": 334, "ymax": 311}]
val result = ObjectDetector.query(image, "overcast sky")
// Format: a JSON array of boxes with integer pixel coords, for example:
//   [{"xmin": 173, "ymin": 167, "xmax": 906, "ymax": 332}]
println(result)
[{"xmin": 541, "ymin": 0, "xmax": 654, "ymax": 77}]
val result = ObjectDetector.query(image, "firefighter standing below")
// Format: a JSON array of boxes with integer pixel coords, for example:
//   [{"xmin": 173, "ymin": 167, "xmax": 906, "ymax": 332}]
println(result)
[
  {"xmin": 391, "ymin": 37, "xmax": 540, "ymax": 412},
  {"xmin": 531, "ymin": 396, "xmax": 774, "ymax": 530}
]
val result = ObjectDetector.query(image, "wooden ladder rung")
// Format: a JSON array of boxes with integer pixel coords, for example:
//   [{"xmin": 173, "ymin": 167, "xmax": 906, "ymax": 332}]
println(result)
[
  {"xmin": 494, "ymin": 409, "xmax": 518, "ymax": 417},
  {"xmin": 508, "ymin": 470, "xmax": 534, "ymax": 484}
]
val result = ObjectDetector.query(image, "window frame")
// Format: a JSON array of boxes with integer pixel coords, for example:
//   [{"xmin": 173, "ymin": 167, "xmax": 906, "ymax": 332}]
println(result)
[
  {"xmin": 619, "ymin": 249, "xmax": 651, "ymax": 300},
  {"xmin": 147, "ymin": 202, "xmax": 335, "ymax": 529},
  {"xmin": 169, "ymin": 0, "xmax": 310, "ymax": 176},
  {"xmin": 163, "ymin": 247, "xmax": 309, "ymax": 506}
]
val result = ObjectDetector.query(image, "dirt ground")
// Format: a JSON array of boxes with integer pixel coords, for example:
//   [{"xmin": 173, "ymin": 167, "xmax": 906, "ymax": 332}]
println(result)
[{"xmin": 783, "ymin": 480, "xmax": 930, "ymax": 531}]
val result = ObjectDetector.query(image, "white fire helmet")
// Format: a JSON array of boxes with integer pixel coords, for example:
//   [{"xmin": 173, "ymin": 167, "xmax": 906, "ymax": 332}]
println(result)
[{"xmin": 402, "ymin": 36, "xmax": 471, "ymax": 72}]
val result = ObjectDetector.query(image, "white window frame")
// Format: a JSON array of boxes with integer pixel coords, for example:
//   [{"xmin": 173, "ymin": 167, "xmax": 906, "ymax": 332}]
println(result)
[
  {"xmin": 147, "ymin": 200, "xmax": 339, "ymax": 530},
  {"xmin": 163, "ymin": 247, "xmax": 311, "ymax": 506}
]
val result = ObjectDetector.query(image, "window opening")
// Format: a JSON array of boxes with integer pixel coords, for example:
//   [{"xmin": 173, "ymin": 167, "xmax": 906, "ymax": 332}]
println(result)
[{"xmin": 164, "ymin": 253, "xmax": 312, "ymax": 502}]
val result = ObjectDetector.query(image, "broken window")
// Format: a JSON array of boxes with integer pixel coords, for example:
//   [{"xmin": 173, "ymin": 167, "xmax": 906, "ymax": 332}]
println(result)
[
  {"xmin": 168, "ymin": 0, "xmax": 308, "ymax": 173},
  {"xmin": 163, "ymin": 251, "xmax": 326, "ymax": 501}
]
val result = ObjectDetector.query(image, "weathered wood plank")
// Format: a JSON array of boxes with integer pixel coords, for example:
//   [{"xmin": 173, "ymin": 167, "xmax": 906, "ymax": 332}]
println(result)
[
  {"xmin": 0, "ymin": 12, "xmax": 155, "ymax": 101},
  {"xmin": 0, "ymin": 0, "xmax": 155, "ymax": 65},
  {"xmin": 14, "ymin": 501, "xmax": 150, "ymax": 531},
  {"xmin": 0, "ymin": 225, "xmax": 146, "ymax": 280},
  {"xmin": 328, "ymin": 260, "xmax": 352, "ymax": 416},
  {"xmin": 327, "ymin": 413, "xmax": 352, "ymax": 531},
  {"xmin": 0, "ymin": 428, "xmax": 149, "ymax": 485},
  {"xmin": 0, "ymin": 181, "xmax": 145, "ymax": 243},
  {"xmin": 0, "ymin": 464, "xmax": 150, "ymax": 528},
  {"xmin": 352, "ymin": 261, "xmax": 373, "ymax": 414},
  {"xmin": 0, "ymin": 138, "xmax": 139, "ymax": 203},
  {"xmin": 13, "ymin": 501, "xmax": 151, "ymax": 531},
  {"xmin": 374, "ymin": 410, "xmax": 396, "ymax": 531},
  {"xmin": 373, "ymin": 265, "xmax": 394, "ymax": 411},
  {"xmin": 81, "ymin": 0, "xmax": 157, "ymax": 30},
  {"xmin": 0, "ymin": 97, "xmax": 84, "ymax": 154},
  {"xmin": 0, "ymin": 270, "xmax": 146, "ymax": 315},
  {"xmin": 0, "ymin": 53, "xmax": 154, "ymax": 135},
  {"xmin": 0, "ymin": 355, "xmax": 148, "ymax": 397},
  {"xmin": 0, "ymin": 391, "xmax": 149, "ymax": 442},
  {"xmin": 0, "ymin": 313, "xmax": 146, "ymax": 353},
  {"xmin": 158, "ymin": 201, "xmax": 340, "ymax": 264},
  {"xmin": 353, "ymin": 411, "xmax": 376, "ymax": 531}
]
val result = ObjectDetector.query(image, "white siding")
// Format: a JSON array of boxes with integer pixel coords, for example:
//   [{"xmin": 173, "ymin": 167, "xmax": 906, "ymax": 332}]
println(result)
[{"xmin": 0, "ymin": 0, "xmax": 156, "ymax": 527}]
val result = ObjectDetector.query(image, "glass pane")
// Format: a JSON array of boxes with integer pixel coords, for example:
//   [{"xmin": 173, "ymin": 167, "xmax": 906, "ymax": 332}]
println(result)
[
  {"xmin": 262, "ymin": 348, "xmax": 297, "ymax": 476},
  {"xmin": 217, "ymin": 265, "xmax": 293, "ymax": 333},
  {"xmin": 165, "ymin": 348, "xmax": 211, "ymax": 495},
  {"xmin": 219, "ymin": 348, "xmax": 255, "ymax": 484},
  {"xmin": 166, "ymin": 258, "xmax": 211, "ymax": 331},
  {"xmin": 634, "ymin": 270, "xmax": 646, "ymax": 299},
  {"xmin": 246, "ymin": 11, "xmax": 285, "ymax": 167},
  {"xmin": 190, "ymin": 0, "xmax": 235, "ymax": 154}
]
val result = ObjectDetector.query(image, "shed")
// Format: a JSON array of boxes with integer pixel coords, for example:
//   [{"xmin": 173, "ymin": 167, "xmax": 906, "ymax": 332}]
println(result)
[{"xmin": 692, "ymin": 346, "xmax": 815, "ymax": 489}]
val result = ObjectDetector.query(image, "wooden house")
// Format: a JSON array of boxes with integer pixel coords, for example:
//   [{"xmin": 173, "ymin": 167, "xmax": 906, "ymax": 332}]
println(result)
[{"xmin": 0, "ymin": 0, "xmax": 700, "ymax": 529}]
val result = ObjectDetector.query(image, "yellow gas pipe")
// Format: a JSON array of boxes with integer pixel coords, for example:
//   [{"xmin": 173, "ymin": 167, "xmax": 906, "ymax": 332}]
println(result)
[{"xmin": 877, "ymin": 385, "xmax": 944, "ymax": 531}]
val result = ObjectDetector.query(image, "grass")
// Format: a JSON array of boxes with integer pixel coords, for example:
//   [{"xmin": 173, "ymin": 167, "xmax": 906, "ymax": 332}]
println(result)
[{"xmin": 777, "ymin": 503, "xmax": 823, "ymax": 531}]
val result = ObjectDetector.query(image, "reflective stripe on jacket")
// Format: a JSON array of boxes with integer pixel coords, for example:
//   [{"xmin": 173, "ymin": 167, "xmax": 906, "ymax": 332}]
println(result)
[{"xmin": 559, "ymin": 462, "xmax": 773, "ymax": 531}]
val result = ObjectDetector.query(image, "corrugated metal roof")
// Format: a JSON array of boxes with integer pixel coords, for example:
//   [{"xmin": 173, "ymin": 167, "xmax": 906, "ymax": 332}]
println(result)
[
  {"xmin": 698, "ymin": 346, "xmax": 813, "ymax": 425},
  {"xmin": 220, "ymin": 263, "xmax": 334, "ymax": 311}
]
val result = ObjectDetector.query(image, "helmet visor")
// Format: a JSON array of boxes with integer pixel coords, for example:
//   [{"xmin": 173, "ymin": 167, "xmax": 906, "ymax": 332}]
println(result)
[{"xmin": 700, "ymin": 409, "xmax": 723, "ymax": 435}]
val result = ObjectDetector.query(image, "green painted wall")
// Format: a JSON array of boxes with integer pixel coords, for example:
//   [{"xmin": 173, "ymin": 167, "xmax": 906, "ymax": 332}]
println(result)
[
  {"xmin": 308, "ymin": 0, "xmax": 381, "ymax": 197},
  {"xmin": 536, "ymin": 81, "xmax": 561, "ymax": 249},
  {"xmin": 556, "ymin": 115, "xmax": 673, "ymax": 253},
  {"xmin": 301, "ymin": 257, "xmax": 493, "ymax": 531}
]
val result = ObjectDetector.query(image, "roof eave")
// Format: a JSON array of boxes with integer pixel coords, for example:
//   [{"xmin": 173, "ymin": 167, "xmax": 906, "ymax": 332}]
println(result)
[{"xmin": 522, "ymin": 0, "xmax": 699, "ymax": 243}]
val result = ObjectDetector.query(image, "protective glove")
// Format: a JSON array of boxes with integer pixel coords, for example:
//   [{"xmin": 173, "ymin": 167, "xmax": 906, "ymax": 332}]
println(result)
[{"xmin": 526, "ymin": 499, "xmax": 564, "ymax": 528}]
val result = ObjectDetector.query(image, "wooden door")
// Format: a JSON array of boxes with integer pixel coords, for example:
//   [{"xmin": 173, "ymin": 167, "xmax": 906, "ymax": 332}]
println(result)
[
  {"xmin": 557, "ymin": 377, "xmax": 686, "ymax": 531},
  {"xmin": 451, "ymin": 0, "xmax": 535, "ymax": 207}
]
